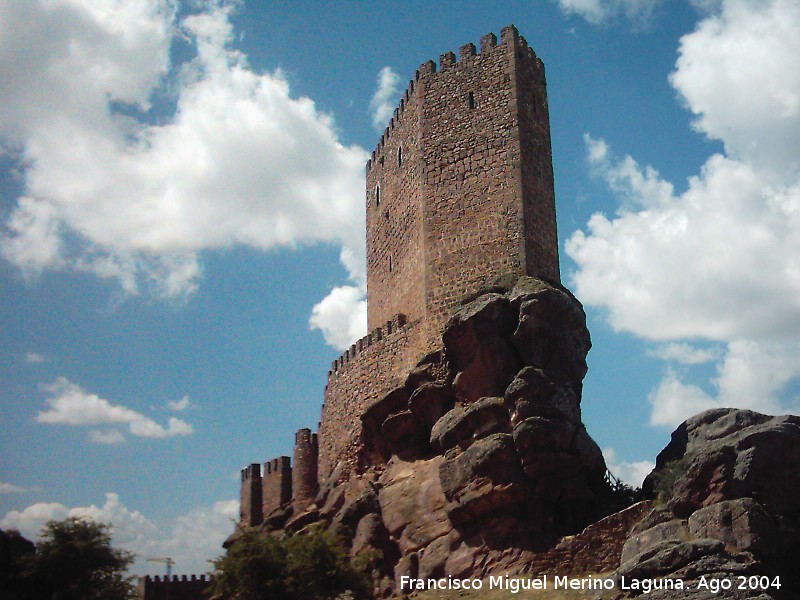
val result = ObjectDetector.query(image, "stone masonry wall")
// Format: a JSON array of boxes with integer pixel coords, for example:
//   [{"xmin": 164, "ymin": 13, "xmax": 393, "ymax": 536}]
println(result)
[
  {"xmin": 292, "ymin": 429, "xmax": 318, "ymax": 512},
  {"xmin": 239, "ymin": 463, "xmax": 262, "ymax": 526},
  {"xmin": 366, "ymin": 66, "xmax": 426, "ymax": 331},
  {"xmin": 525, "ymin": 501, "xmax": 653, "ymax": 576},
  {"xmin": 514, "ymin": 29, "xmax": 560, "ymax": 284},
  {"xmin": 262, "ymin": 456, "xmax": 291, "ymax": 517},
  {"xmin": 319, "ymin": 315, "xmax": 426, "ymax": 480},
  {"xmin": 365, "ymin": 26, "xmax": 560, "ymax": 359},
  {"xmin": 421, "ymin": 26, "xmax": 560, "ymax": 348},
  {"xmin": 138, "ymin": 574, "xmax": 214, "ymax": 600}
]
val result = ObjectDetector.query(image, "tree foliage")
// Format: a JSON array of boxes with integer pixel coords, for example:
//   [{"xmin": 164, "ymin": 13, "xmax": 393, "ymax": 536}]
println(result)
[
  {"xmin": 213, "ymin": 525, "xmax": 370, "ymax": 600},
  {"xmin": 1, "ymin": 517, "xmax": 135, "ymax": 600}
]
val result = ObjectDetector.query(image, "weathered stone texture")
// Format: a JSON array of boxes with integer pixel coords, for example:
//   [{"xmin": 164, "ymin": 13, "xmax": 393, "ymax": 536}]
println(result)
[
  {"xmin": 292, "ymin": 428, "xmax": 318, "ymax": 512},
  {"xmin": 615, "ymin": 409, "xmax": 800, "ymax": 598},
  {"xmin": 319, "ymin": 315, "xmax": 426, "ymax": 480},
  {"xmin": 366, "ymin": 25, "xmax": 559, "ymax": 357},
  {"xmin": 239, "ymin": 463, "xmax": 262, "ymax": 526},
  {"xmin": 262, "ymin": 456, "xmax": 291, "ymax": 517}
]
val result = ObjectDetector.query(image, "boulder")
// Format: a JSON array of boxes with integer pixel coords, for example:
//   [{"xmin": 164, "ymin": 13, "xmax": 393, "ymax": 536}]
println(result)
[
  {"xmin": 438, "ymin": 433, "xmax": 529, "ymax": 525},
  {"xmin": 362, "ymin": 387, "xmax": 410, "ymax": 437},
  {"xmin": 405, "ymin": 350, "xmax": 450, "ymax": 390},
  {"xmin": 377, "ymin": 457, "xmax": 451, "ymax": 554},
  {"xmin": 510, "ymin": 283, "xmax": 591, "ymax": 384},
  {"xmin": 451, "ymin": 335, "xmax": 521, "ymax": 404},
  {"xmin": 408, "ymin": 383, "xmax": 453, "ymax": 432},
  {"xmin": 380, "ymin": 411, "xmax": 423, "ymax": 451},
  {"xmin": 442, "ymin": 293, "xmax": 517, "ymax": 371},
  {"xmin": 504, "ymin": 366, "xmax": 581, "ymax": 426},
  {"xmin": 430, "ymin": 397, "xmax": 510, "ymax": 453},
  {"xmin": 620, "ymin": 408, "xmax": 800, "ymax": 597},
  {"xmin": 645, "ymin": 409, "xmax": 800, "ymax": 518},
  {"xmin": 687, "ymin": 498, "xmax": 777, "ymax": 561}
]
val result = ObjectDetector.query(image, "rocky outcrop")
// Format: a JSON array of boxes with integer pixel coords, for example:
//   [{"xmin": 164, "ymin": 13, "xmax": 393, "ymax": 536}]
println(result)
[
  {"xmin": 617, "ymin": 409, "xmax": 800, "ymax": 599},
  {"xmin": 314, "ymin": 276, "xmax": 612, "ymax": 593},
  {"xmin": 244, "ymin": 277, "xmax": 616, "ymax": 595}
]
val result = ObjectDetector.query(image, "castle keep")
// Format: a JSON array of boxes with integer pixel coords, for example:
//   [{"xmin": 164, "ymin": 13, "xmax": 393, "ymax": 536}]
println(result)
[{"xmin": 239, "ymin": 24, "xmax": 560, "ymax": 526}]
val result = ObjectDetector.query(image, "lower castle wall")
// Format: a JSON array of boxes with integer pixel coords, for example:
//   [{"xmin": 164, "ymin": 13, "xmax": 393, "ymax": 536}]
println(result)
[
  {"xmin": 138, "ymin": 575, "xmax": 213, "ymax": 600},
  {"xmin": 319, "ymin": 316, "xmax": 427, "ymax": 480},
  {"xmin": 525, "ymin": 501, "xmax": 653, "ymax": 576}
]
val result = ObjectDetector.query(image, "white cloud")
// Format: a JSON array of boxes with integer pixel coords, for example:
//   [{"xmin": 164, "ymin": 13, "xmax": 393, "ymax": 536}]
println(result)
[
  {"xmin": 309, "ymin": 284, "xmax": 368, "ymax": 351},
  {"xmin": 567, "ymin": 0, "xmax": 800, "ymax": 426},
  {"xmin": 25, "ymin": 352, "xmax": 48, "ymax": 364},
  {"xmin": 603, "ymin": 447, "xmax": 653, "ymax": 488},
  {"xmin": 88, "ymin": 429, "xmax": 127, "ymax": 445},
  {"xmin": 36, "ymin": 377, "xmax": 193, "ymax": 442},
  {"xmin": 0, "ymin": 482, "xmax": 28, "ymax": 494},
  {"xmin": 0, "ymin": 492, "xmax": 238, "ymax": 575},
  {"xmin": 369, "ymin": 66, "xmax": 402, "ymax": 131},
  {"xmin": 0, "ymin": 0, "xmax": 367, "ymax": 330},
  {"xmin": 648, "ymin": 343, "xmax": 720, "ymax": 365},
  {"xmin": 166, "ymin": 396, "xmax": 192, "ymax": 411},
  {"xmin": 670, "ymin": 0, "xmax": 800, "ymax": 180},
  {"xmin": 557, "ymin": 0, "xmax": 664, "ymax": 27}
]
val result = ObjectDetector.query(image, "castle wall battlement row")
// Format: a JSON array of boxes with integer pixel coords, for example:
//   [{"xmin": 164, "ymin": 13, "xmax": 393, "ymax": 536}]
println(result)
[
  {"xmin": 366, "ymin": 25, "xmax": 540, "ymax": 173},
  {"xmin": 319, "ymin": 316, "xmax": 427, "ymax": 478},
  {"xmin": 137, "ymin": 574, "xmax": 213, "ymax": 600},
  {"xmin": 327, "ymin": 313, "xmax": 411, "ymax": 377},
  {"xmin": 238, "ymin": 431, "xmax": 317, "ymax": 525},
  {"xmin": 141, "ymin": 575, "xmax": 213, "ymax": 583}
]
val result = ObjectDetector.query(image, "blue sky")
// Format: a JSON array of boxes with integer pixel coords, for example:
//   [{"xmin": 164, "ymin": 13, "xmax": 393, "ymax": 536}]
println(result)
[{"xmin": 2, "ymin": 0, "xmax": 799, "ymax": 577}]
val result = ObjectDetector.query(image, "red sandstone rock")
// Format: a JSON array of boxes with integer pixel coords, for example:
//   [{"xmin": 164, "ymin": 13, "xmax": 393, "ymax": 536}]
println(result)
[{"xmin": 429, "ymin": 396, "xmax": 510, "ymax": 453}]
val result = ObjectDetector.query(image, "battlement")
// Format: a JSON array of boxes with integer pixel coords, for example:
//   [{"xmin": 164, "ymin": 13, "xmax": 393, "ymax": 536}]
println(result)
[
  {"xmin": 142, "ymin": 574, "xmax": 213, "ymax": 583},
  {"xmin": 263, "ymin": 455, "xmax": 292, "ymax": 516},
  {"xmin": 326, "ymin": 313, "xmax": 413, "ymax": 379},
  {"xmin": 239, "ymin": 462, "xmax": 263, "ymax": 526},
  {"xmin": 137, "ymin": 574, "xmax": 214, "ymax": 600},
  {"xmin": 366, "ymin": 25, "xmax": 542, "ymax": 174},
  {"xmin": 293, "ymin": 428, "xmax": 319, "ymax": 511},
  {"xmin": 265, "ymin": 455, "xmax": 290, "ymax": 474}
]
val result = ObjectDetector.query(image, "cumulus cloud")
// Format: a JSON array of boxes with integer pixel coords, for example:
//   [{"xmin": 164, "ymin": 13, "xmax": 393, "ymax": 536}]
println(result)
[
  {"xmin": 557, "ymin": 0, "xmax": 664, "ymax": 27},
  {"xmin": 603, "ymin": 447, "xmax": 653, "ymax": 488},
  {"xmin": 0, "ymin": 0, "xmax": 367, "ymax": 341},
  {"xmin": 166, "ymin": 395, "xmax": 192, "ymax": 412},
  {"xmin": 369, "ymin": 66, "xmax": 402, "ymax": 131},
  {"xmin": 567, "ymin": 0, "xmax": 800, "ymax": 426},
  {"xmin": 0, "ymin": 492, "xmax": 238, "ymax": 575},
  {"xmin": 0, "ymin": 482, "xmax": 28, "ymax": 494},
  {"xmin": 309, "ymin": 284, "xmax": 368, "ymax": 351},
  {"xmin": 36, "ymin": 377, "xmax": 193, "ymax": 442},
  {"xmin": 648, "ymin": 343, "xmax": 720, "ymax": 365}
]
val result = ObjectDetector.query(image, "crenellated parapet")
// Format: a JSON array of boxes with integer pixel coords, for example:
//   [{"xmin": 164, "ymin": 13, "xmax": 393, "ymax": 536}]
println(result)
[
  {"xmin": 365, "ymin": 25, "xmax": 544, "ymax": 175},
  {"xmin": 326, "ymin": 313, "xmax": 413, "ymax": 379},
  {"xmin": 262, "ymin": 455, "xmax": 291, "ymax": 517},
  {"xmin": 137, "ymin": 574, "xmax": 214, "ymax": 600},
  {"xmin": 239, "ymin": 463, "xmax": 262, "ymax": 526}
]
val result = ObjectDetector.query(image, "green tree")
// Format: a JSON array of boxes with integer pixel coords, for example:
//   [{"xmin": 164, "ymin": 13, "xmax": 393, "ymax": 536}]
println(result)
[
  {"xmin": 213, "ymin": 525, "xmax": 371, "ymax": 600},
  {"xmin": 212, "ymin": 530, "xmax": 290, "ymax": 600},
  {"xmin": 23, "ymin": 517, "xmax": 135, "ymax": 600},
  {"xmin": 284, "ymin": 526, "xmax": 369, "ymax": 600}
]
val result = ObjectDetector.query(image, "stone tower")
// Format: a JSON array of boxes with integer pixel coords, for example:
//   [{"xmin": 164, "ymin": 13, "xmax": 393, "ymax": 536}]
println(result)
[
  {"xmin": 365, "ymin": 24, "xmax": 559, "ymax": 351},
  {"xmin": 318, "ymin": 26, "xmax": 560, "ymax": 480}
]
